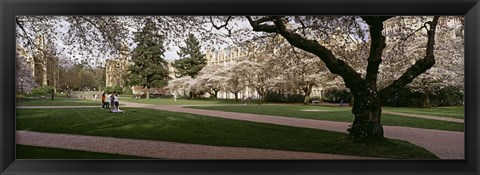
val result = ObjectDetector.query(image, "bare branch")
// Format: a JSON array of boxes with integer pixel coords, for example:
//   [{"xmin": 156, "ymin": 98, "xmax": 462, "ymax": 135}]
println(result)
[
  {"xmin": 210, "ymin": 16, "xmax": 232, "ymax": 30},
  {"xmin": 267, "ymin": 16, "xmax": 363, "ymax": 89},
  {"xmin": 245, "ymin": 16, "xmax": 277, "ymax": 33},
  {"xmin": 379, "ymin": 16, "xmax": 440, "ymax": 99},
  {"xmin": 15, "ymin": 17, "xmax": 36, "ymax": 47}
]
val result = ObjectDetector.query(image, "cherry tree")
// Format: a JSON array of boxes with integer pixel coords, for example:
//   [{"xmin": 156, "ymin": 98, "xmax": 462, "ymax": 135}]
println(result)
[
  {"xmin": 195, "ymin": 64, "xmax": 226, "ymax": 99},
  {"xmin": 167, "ymin": 76, "xmax": 193, "ymax": 98},
  {"xmin": 276, "ymin": 45, "xmax": 333, "ymax": 104},
  {"xmin": 221, "ymin": 62, "xmax": 250, "ymax": 102},
  {"xmin": 378, "ymin": 16, "xmax": 464, "ymax": 108},
  {"xmin": 237, "ymin": 16, "xmax": 445, "ymax": 140}
]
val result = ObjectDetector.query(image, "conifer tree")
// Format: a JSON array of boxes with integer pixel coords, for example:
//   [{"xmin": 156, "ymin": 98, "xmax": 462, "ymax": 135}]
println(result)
[
  {"xmin": 173, "ymin": 33, "xmax": 206, "ymax": 78},
  {"xmin": 126, "ymin": 18, "xmax": 170, "ymax": 99}
]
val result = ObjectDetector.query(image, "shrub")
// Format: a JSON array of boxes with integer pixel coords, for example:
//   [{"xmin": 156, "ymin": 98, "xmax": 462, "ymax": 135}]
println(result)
[
  {"xmin": 265, "ymin": 92, "xmax": 304, "ymax": 103},
  {"xmin": 322, "ymin": 88, "xmax": 352, "ymax": 103},
  {"xmin": 382, "ymin": 87, "xmax": 422, "ymax": 107},
  {"xmin": 309, "ymin": 96, "xmax": 322, "ymax": 103},
  {"xmin": 103, "ymin": 87, "xmax": 112, "ymax": 94},
  {"xmin": 104, "ymin": 85, "xmax": 123, "ymax": 94},
  {"xmin": 382, "ymin": 86, "xmax": 463, "ymax": 107},
  {"xmin": 431, "ymin": 86, "xmax": 464, "ymax": 106},
  {"xmin": 123, "ymin": 87, "xmax": 133, "ymax": 95},
  {"xmin": 30, "ymin": 86, "xmax": 54, "ymax": 95}
]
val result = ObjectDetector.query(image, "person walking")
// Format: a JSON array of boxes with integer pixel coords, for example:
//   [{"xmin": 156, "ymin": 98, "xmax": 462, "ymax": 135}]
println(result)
[{"xmin": 101, "ymin": 93, "xmax": 106, "ymax": 109}]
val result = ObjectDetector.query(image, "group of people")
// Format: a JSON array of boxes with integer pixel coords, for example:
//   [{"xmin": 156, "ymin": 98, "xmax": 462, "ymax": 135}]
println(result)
[{"xmin": 101, "ymin": 92, "xmax": 121, "ymax": 112}]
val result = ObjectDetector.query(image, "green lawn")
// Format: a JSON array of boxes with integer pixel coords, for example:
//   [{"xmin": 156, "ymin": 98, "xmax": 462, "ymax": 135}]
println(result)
[
  {"xmin": 16, "ymin": 108, "xmax": 437, "ymax": 159},
  {"xmin": 383, "ymin": 106, "xmax": 464, "ymax": 119},
  {"xmin": 187, "ymin": 105, "xmax": 464, "ymax": 132},
  {"xmin": 18, "ymin": 97, "xmax": 103, "ymax": 106},
  {"xmin": 17, "ymin": 145, "xmax": 151, "ymax": 159},
  {"xmin": 123, "ymin": 97, "xmax": 259, "ymax": 105}
]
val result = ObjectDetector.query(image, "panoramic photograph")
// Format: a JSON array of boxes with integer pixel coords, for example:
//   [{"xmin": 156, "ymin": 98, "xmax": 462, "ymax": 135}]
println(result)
[{"xmin": 15, "ymin": 16, "xmax": 464, "ymax": 160}]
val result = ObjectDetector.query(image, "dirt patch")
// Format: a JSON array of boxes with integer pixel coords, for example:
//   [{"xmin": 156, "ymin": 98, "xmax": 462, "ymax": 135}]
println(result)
[{"xmin": 301, "ymin": 109, "xmax": 329, "ymax": 112}]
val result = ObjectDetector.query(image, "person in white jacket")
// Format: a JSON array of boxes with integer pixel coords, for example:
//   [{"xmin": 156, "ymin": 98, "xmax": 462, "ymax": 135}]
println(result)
[{"xmin": 113, "ymin": 92, "xmax": 120, "ymax": 111}]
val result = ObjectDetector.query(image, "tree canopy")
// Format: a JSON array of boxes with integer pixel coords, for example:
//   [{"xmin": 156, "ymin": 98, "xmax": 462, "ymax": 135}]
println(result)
[
  {"xmin": 172, "ymin": 33, "xmax": 207, "ymax": 78},
  {"xmin": 126, "ymin": 18, "xmax": 170, "ymax": 89}
]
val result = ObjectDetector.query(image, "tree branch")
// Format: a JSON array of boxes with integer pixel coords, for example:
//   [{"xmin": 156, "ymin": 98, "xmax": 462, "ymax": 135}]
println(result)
[
  {"xmin": 78, "ymin": 16, "xmax": 120, "ymax": 48},
  {"xmin": 379, "ymin": 16, "xmax": 440, "ymax": 100},
  {"xmin": 210, "ymin": 16, "xmax": 232, "ymax": 30},
  {"xmin": 361, "ymin": 17, "xmax": 387, "ymax": 84},
  {"xmin": 268, "ymin": 16, "xmax": 363, "ymax": 89},
  {"xmin": 16, "ymin": 17, "xmax": 37, "ymax": 48},
  {"xmin": 245, "ymin": 16, "xmax": 278, "ymax": 33}
]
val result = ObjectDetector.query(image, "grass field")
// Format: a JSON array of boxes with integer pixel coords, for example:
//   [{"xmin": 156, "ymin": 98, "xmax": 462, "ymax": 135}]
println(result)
[
  {"xmin": 383, "ymin": 106, "xmax": 464, "ymax": 119},
  {"xmin": 16, "ymin": 107, "xmax": 437, "ymax": 159},
  {"xmin": 186, "ymin": 105, "xmax": 464, "ymax": 132},
  {"xmin": 18, "ymin": 97, "xmax": 102, "ymax": 106},
  {"xmin": 17, "ymin": 145, "xmax": 151, "ymax": 159}
]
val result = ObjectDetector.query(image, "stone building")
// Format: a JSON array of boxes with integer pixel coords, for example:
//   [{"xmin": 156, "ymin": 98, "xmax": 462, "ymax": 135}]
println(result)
[
  {"xmin": 105, "ymin": 43, "xmax": 132, "ymax": 88},
  {"xmin": 105, "ymin": 58, "xmax": 132, "ymax": 88},
  {"xmin": 16, "ymin": 44, "xmax": 35, "ymax": 77}
]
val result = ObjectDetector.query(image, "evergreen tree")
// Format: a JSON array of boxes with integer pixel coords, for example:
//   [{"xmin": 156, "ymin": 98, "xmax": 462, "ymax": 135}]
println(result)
[
  {"xmin": 126, "ymin": 18, "xmax": 170, "ymax": 99},
  {"xmin": 173, "ymin": 33, "xmax": 206, "ymax": 78}
]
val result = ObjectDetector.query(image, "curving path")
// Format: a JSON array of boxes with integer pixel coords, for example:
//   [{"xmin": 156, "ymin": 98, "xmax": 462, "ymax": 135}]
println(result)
[{"xmin": 16, "ymin": 130, "xmax": 375, "ymax": 160}]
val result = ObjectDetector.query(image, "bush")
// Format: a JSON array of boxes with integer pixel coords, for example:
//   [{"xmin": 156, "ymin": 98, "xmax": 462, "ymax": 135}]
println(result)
[
  {"xmin": 322, "ymin": 88, "xmax": 352, "ymax": 103},
  {"xmin": 104, "ymin": 85, "xmax": 123, "ymax": 94},
  {"xmin": 382, "ymin": 87, "xmax": 422, "ymax": 107},
  {"xmin": 309, "ymin": 96, "xmax": 322, "ymax": 103},
  {"xmin": 431, "ymin": 86, "xmax": 464, "ymax": 106},
  {"xmin": 265, "ymin": 92, "xmax": 304, "ymax": 103},
  {"xmin": 139, "ymin": 94, "xmax": 174, "ymax": 99},
  {"xmin": 382, "ymin": 86, "xmax": 463, "ymax": 107},
  {"xmin": 123, "ymin": 87, "xmax": 133, "ymax": 95},
  {"xmin": 30, "ymin": 86, "xmax": 54, "ymax": 95}
]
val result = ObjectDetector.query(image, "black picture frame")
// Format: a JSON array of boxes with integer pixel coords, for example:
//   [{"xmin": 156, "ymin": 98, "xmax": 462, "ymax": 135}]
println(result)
[{"xmin": 1, "ymin": 0, "xmax": 479, "ymax": 174}]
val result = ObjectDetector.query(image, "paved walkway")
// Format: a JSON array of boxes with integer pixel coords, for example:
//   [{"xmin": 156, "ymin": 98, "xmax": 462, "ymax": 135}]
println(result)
[
  {"xmin": 16, "ymin": 130, "xmax": 373, "ymax": 159},
  {"xmin": 17, "ymin": 102, "xmax": 464, "ymax": 159}
]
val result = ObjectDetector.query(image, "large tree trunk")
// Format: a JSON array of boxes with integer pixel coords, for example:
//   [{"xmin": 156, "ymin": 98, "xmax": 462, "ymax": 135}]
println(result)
[
  {"xmin": 234, "ymin": 93, "xmax": 238, "ymax": 102},
  {"xmin": 348, "ymin": 86, "xmax": 384, "ymax": 140},
  {"xmin": 303, "ymin": 95, "xmax": 310, "ymax": 105},
  {"xmin": 214, "ymin": 90, "xmax": 218, "ymax": 100},
  {"xmin": 422, "ymin": 92, "xmax": 431, "ymax": 108},
  {"xmin": 145, "ymin": 86, "xmax": 149, "ymax": 99},
  {"xmin": 302, "ymin": 84, "xmax": 313, "ymax": 105}
]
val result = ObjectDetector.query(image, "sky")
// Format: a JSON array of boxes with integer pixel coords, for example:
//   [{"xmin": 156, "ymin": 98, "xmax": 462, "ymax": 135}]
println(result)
[{"xmin": 50, "ymin": 16, "xmax": 250, "ymax": 67}]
